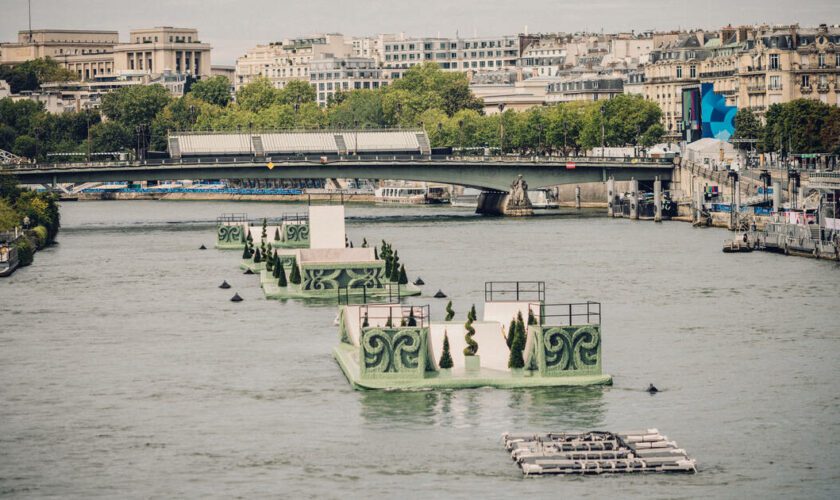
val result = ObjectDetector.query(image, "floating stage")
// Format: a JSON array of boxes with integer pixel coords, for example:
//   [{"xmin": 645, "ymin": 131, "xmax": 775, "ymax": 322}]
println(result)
[
  {"xmin": 503, "ymin": 430, "xmax": 696, "ymax": 475},
  {"xmin": 222, "ymin": 205, "xmax": 421, "ymax": 301},
  {"xmin": 333, "ymin": 282, "xmax": 612, "ymax": 390}
]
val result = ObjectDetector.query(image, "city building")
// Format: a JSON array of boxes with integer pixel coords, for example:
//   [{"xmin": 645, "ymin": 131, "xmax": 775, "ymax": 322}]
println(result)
[
  {"xmin": 381, "ymin": 35, "xmax": 520, "ymax": 74},
  {"xmin": 234, "ymin": 34, "xmax": 351, "ymax": 90},
  {"xmin": 546, "ymin": 75, "xmax": 625, "ymax": 103},
  {"xmin": 112, "ymin": 27, "xmax": 211, "ymax": 78},
  {"xmin": 309, "ymin": 56, "xmax": 388, "ymax": 107}
]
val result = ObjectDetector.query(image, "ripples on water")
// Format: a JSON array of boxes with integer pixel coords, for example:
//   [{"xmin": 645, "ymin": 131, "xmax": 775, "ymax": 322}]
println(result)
[{"xmin": 1, "ymin": 200, "xmax": 838, "ymax": 498}]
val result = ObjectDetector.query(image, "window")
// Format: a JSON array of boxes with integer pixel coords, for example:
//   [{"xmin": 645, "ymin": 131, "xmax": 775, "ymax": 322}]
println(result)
[
  {"xmin": 818, "ymin": 53, "xmax": 825, "ymax": 67},
  {"xmin": 769, "ymin": 54, "xmax": 779, "ymax": 70},
  {"xmin": 801, "ymin": 75, "xmax": 810, "ymax": 87},
  {"xmin": 769, "ymin": 75, "xmax": 781, "ymax": 90},
  {"xmin": 689, "ymin": 65, "xmax": 696, "ymax": 78},
  {"xmin": 676, "ymin": 65, "xmax": 682, "ymax": 78}
]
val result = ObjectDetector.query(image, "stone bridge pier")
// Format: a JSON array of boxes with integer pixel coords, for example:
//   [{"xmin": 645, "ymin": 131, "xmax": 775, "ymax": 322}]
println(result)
[{"xmin": 476, "ymin": 175, "xmax": 534, "ymax": 216}]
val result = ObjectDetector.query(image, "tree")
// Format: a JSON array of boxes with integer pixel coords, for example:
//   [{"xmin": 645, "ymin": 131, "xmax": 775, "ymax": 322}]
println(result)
[
  {"xmin": 398, "ymin": 264, "xmax": 408, "ymax": 285},
  {"xmin": 528, "ymin": 309, "xmax": 537, "ymax": 326},
  {"xmin": 327, "ymin": 90, "xmax": 387, "ymax": 128},
  {"xmin": 506, "ymin": 316, "xmax": 516, "ymax": 349},
  {"xmin": 277, "ymin": 79, "xmax": 317, "ymax": 106},
  {"xmin": 508, "ymin": 311, "xmax": 526, "ymax": 369},
  {"xmin": 236, "ymin": 77, "xmax": 280, "ymax": 113},
  {"xmin": 288, "ymin": 258, "xmax": 301, "ymax": 284},
  {"xmin": 733, "ymin": 108, "xmax": 763, "ymax": 151},
  {"xmin": 0, "ymin": 57, "xmax": 75, "ymax": 93},
  {"xmin": 0, "ymin": 199, "xmax": 19, "ymax": 231},
  {"xmin": 580, "ymin": 94, "xmax": 662, "ymax": 150},
  {"xmin": 189, "ymin": 76, "xmax": 231, "ymax": 107},
  {"xmin": 90, "ymin": 121, "xmax": 133, "ymax": 153},
  {"xmin": 439, "ymin": 331, "xmax": 454, "ymax": 369},
  {"xmin": 469, "ymin": 304, "xmax": 477, "ymax": 322},
  {"xmin": 100, "ymin": 84, "xmax": 171, "ymax": 130},
  {"xmin": 445, "ymin": 301, "xmax": 455, "ymax": 321},
  {"xmin": 12, "ymin": 135, "xmax": 36, "ymax": 158},
  {"xmin": 389, "ymin": 250, "xmax": 400, "ymax": 282},
  {"xmin": 276, "ymin": 260, "xmax": 287, "ymax": 287},
  {"xmin": 274, "ymin": 228, "xmax": 281, "ymax": 241},
  {"xmin": 463, "ymin": 305, "xmax": 478, "ymax": 356},
  {"xmin": 407, "ymin": 307, "xmax": 417, "ymax": 326},
  {"xmin": 253, "ymin": 248, "xmax": 262, "ymax": 263}
]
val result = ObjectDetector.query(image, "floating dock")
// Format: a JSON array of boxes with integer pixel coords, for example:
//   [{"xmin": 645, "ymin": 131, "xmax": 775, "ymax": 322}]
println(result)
[{"xmin": 502, "ymin": 430, "xmax": 696, "ymax": 475}]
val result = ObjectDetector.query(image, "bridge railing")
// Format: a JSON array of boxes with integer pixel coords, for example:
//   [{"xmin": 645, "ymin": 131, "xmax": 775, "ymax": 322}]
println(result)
[{"xmin": 0, "ymin": 154, "xmax": 675, "ymax": 171}]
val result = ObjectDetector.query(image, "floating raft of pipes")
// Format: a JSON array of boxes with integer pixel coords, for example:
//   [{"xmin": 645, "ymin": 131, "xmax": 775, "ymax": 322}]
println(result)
[{"xmin": 502, "ymin": 429, "xmax": 696, "ymax": 475}]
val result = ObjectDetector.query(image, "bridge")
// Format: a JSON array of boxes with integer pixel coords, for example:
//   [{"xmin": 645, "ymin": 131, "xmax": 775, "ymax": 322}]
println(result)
[{"xmin": 0, "ymin": 130, "xmax": 675, "ymax": 214}]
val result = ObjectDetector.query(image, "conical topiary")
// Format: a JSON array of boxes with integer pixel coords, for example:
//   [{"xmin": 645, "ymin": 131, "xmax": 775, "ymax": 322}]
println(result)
[
  {"xmin": 389, "ymin": 251, "xmax": 400, "ymax": 282},
  {"xmin": 274, "ymin": 227, "xmax": 281, "ymax": 241},
  {"xmin": 508, "ymin": 311, "xmax": 526, "ymax": 369},
  {"xmin": 506, "ymin": 315, "xmax": 517, "ymax": 349},
  {"xmin": 445, "ymin": 301, "xmax": 455, "ymax": 321},
  {"xmin": 528, "ymin": 309, "xmax": 537, "ymax": 326},
  {"xmin": 276, "ymin": 260, "xmax": 287, "ymax": 287},
  {"xmin": 463, "ymin": 304, "xmax": 478, "ymax": 356},
  {"xmin": 288, "ymin": 257, "xmax": 301, "ymax": 284},
  {"xmin": 398, "ymin": 264, "xmax": 408, "ymax": 285},
  {"xmin": 374, "ymin": 247, "xmax": 379, "ymax": 260},
  {"xmin": 439, "ymin": 331, "xmax": 454, "ymax": 369},
  {"xmin": 362, "ymin": 312, "xmax": 369, "ymax": 328},
  {"xmin": 407, "ymin": 307, "xmax": 416, "ymax": 326},
  {"xmin": 266, "ymin": 252, "xmax": 274, "ymax": 272},
  {"xmin": 242, "ymin": 245, "xmax": 250, "ymax": 259},
  {"xmin": 468, "ymin": 304, "xmax": 477, "ymax": 322},
  {"xmin": 253, "ymin": 248, "xmax": 262, "ymax": 263}
]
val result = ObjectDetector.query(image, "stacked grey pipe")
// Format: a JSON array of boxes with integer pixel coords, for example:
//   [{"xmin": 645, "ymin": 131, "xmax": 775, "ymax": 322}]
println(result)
[{"xmin": 502, "ymin": 429, "xmax": 696, "ymax": 476}]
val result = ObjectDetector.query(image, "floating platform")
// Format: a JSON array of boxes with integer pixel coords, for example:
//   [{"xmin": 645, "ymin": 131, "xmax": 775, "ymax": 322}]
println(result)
[
  {"xmin": 503, "ymin": 430, "xmax": 696, "ymax": 475},
  {"xmin": 333, "ymin": 282, "xmax": 613, "ymax": 391}
]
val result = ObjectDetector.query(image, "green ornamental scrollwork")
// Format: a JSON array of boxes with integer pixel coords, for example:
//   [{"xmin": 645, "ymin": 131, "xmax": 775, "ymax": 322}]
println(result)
[
  {"xmin": 285, "ymin": 224, "xmax": 310, "ymax": 243},
  {"xmin": 302, "ymin": 267, "xmax": 343, "ymax": 290},
  {"xmin": 362, "ymin": 328, "xmax": 422, "ymax": 373},
  {"xmin": 346, "ymin": 267, "xmax": 385, "ymax": 288},
  {"xmin": 217, "ymin": 224, "xmax": 243, "ymax": 243},
  {"xmin": 543, "ymin": 325, "xmax": 600, "ymax": 372}
]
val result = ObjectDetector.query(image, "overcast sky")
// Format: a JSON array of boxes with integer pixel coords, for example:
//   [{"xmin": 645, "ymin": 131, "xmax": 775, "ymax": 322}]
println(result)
[{"xmin": 1, "ymin": 0, "xmax": 836, "ymax": 65}]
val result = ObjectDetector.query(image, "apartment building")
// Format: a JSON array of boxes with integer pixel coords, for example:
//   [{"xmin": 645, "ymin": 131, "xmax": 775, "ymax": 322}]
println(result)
[
  {"xmin": 381, "ymin": 35, "xmax": 519, "ymax": 73},
  {"xmin": 309, "ymin": 56, "xmax": 388, "ymax": 107},
  {"xmin": 234, "ymin": 34, "xmax": 351, "ymax": 90},
  {"xmin": 112, "ymin": 27, "xmax": 211, "ymax": 78}
]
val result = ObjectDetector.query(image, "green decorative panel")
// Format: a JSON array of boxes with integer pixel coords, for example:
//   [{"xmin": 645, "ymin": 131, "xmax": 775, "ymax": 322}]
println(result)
[
  {"xmin": 533, "ymin": 325, "xmax": 602, "ymax": 377},
  {"xmin": 217, "ymin": 224, "xmax": 244, "ymax": 244},
  {"xmin": 276, "ymin": 255, "xmax": 297, "ymax": 268},
  {"xmin": 360, "ymin": 327, "xmax": 429, "ymax": 379},
  {"xmin": 301, "ymin": 263, "xmax": 387, "ymax": 291},
  {"xmin": 284, "ymin": 224, "xmax": 310, "ymax": 244}
]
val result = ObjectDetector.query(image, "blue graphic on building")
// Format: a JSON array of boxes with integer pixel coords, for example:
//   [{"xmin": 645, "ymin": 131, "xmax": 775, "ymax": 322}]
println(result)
[{"xmin": 700, "ymin": 83, "xmax": 736, "ymax": 141}]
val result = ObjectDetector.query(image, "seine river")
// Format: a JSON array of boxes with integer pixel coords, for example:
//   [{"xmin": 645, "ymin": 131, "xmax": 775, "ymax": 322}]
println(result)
[{"xmin": 1, "ymin": 200, "xmax": 838, "ymax": 498}]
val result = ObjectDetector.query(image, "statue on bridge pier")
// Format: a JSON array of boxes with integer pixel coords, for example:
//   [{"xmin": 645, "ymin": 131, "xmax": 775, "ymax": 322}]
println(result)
[{"xmin": 505, "ymin": 175, "xmax": 533, "ymax": 216}]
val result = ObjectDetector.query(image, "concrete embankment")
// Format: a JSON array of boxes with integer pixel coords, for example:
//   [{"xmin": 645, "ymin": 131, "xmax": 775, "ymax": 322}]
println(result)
[{"xmin": 74, "ymin": 192, "xmax": 376, "ymax": 203}]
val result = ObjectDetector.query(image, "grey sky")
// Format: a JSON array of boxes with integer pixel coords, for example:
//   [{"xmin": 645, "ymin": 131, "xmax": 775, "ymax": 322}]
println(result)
[{"xmin": 1, "ymin": 0, "xmax": 837, "ymax": 65}]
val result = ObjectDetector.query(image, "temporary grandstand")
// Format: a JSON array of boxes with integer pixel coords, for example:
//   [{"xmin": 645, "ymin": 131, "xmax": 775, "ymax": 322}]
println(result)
[{"xmin": 167, "ymin": 129, "xmax": 432, "ymax": 158}]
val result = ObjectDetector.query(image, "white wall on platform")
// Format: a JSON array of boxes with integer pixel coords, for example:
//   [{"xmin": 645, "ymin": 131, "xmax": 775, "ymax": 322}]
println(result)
[
  {"xmin": 429, "ymin": 321, "xmax": 510, "ymax": 371},
  {"xmin": 483, "ymin": 301, "xmax": 539, "ymax": 337},
  {"xmin": 309, "ymin": 205, "xmax": 346, "ymax": 249},
  {"xmin": 298, "ymin": 247, "xmax": 375, "ymax": 263}
]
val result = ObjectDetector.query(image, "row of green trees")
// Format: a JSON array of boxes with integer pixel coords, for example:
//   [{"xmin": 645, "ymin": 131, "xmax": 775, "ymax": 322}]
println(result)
[
  {"xmin": 0, "ymin": 174, "xmax": 61, "ymax": 266},
  {"xmin": 2, "ymin": 60, "xmax": 668, "ymax": 161},
  {"xmin": 733, "ymin": 99, "xmax": 840, "ymax": 155}
]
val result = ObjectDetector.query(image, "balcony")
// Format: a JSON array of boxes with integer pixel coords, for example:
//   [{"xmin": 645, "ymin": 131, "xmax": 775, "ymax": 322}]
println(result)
[
  {"xmin": 800, "ymin": 84, "xmax": 813, "ymax": 94},
  {"xmin": 817, "ymin": 83, "xmax": 830, "ymax": 93},
  {"xmin": 747, "ymin": 85, "xmax": 766, "ymax": 94}
]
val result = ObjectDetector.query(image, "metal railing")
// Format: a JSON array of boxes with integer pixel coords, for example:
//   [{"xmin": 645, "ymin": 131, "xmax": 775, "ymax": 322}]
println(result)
[
  {"xmin": 357, "ymin": 303, "xmax": 430, "ymax": 329},
  {"xmin": 534, "ymin": 302, "xmax": 601, "ymax": 326},
  {"xmin": 217, "ymin": 213, "xmax": 248, "ymax": 223},
  {"xmin": 337, "ymin": 282, "xmax": 404, "ymax": 305},
  {"xmin": 485, "ymin": 281, "xmax": 546, "ymax": 303}
]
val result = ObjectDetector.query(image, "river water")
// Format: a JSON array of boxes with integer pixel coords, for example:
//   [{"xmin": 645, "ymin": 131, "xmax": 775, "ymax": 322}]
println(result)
[{"xmin": 1, "ymin": 200, "xmax": 838, "ymax": 498}]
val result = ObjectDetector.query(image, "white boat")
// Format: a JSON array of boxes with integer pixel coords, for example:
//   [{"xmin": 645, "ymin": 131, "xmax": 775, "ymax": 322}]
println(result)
[
  {"xmin": 374, "ymin": 184, "xmax": 450, "ymax": 205},
  {"xmin": 528, "ymin": 189, "xmax": 559, "ymax": 209}
]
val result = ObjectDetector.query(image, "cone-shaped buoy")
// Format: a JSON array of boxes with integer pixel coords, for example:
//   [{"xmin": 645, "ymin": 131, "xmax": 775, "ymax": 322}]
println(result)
[
  {"xmin": 230, "ymin": 293, "xmax": 243, "ymax": 302},
  {"xmin": 413, "ymin": 277, "xmax": 425, "ymax": 286},
  {"xmin": 647, "ymin": 383, "xmax": 659, "ymax": 394},
  {"xmin": 199, "ymin": 244, "xmax": 207, "ymax": 250},
  {"xmin": 243, "ymin": 268, "xmax": 254, "ymax": 275},
  {"xmin": 219, "ymin": 280, "xmax": 231, "ymax": 289},
  {"xmin": 433, "ymin": 289, "xmax": 447, "ymax": 298}
]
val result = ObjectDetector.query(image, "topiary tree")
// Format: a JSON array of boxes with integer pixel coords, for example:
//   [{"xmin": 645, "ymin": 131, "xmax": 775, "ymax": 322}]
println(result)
[
  {"xmin": 253, "ymin": 248, "xmax": 262, "ymax": 263},
  {"xmin": 385, "ymin": 315, "xmax": 393, "ymax": 328},
  {"xmin": 389, "ymin": 251, "xmax": 400, "ymax": 282},
  {"xmin": 362, "ymin": 312, "xmax": 369, "ymax": 327},
  {"xmin": 469, "ymin": 304, "xmax": 477, "ymax": 322},
  {"xmin": 246, "ymin": 231, "xmax": 253, "ymax": 244},
  {"xmin": 508, "ymin": 311, "xmax": 526, "ymax": 369},
  {"xmin": 288, "ymin": 257, "xmax": 301, "ymax": 284},
  {"xmin": 362, "ymin": 238, "xmax": 368, "ymax": 248},
  {"xmin": 506, "ymin": 315, "xmax": 517, "ymax": 349},
  {"xmin": 407, "ymin": 307, "xmax": 417, "ymax": 326},
  {"xmin": 528, "ymin": 309, "xmax": 537, "ymax": 326},
  {"xmin": 276, "ymin": 260, "xmax": 287, "ymax": 287},
  {"xmin": 266, "ymin": 251, "xmax": 275, "ymax": 272},
  {"xmin": 242, "ymin": 245, "xmax": 251, "ymax": 259},
  {"xmin": 463, "ymin": 304, "xmax": 478, "ymax": 356},
  {"xmin": 274, "ymin": 227, "xmax": 281, "ymax": 241},
  {"xmin": 439, "ymin": 331, "xmax": 454, "ymax": 369},
  {"xmin": 260, "ymin": 218, "xmax": 268, "ymax": 256},
  {"xmin": 445, "ymin": 301, "xmax": 455, "ymax": 321},
  {"xmin": 398, "ymin": 264, "xmax": 408, "ymax": 285},
  {"xmin": 374, "ymin": 247, "xmax": 379, "ymax": 260}
]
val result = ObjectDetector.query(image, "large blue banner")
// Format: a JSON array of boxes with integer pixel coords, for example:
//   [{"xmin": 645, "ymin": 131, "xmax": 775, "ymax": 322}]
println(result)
[{"xmin": 700, "ymin": 83, "xmax": 736, "ymax": 141}]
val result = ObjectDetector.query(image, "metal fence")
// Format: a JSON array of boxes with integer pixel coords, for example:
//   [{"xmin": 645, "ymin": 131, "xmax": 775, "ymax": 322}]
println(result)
[
  {"xmin": 485, "ymin": 281, "xmax": 546, "ymax": 303},
  {"xmin": 535, "ymin": 302, "xmax": 601, "ymax": 326}
]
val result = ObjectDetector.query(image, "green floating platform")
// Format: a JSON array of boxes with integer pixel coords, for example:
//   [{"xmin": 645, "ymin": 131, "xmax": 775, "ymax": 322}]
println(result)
[{"xmin": 333, "ymin": 343, "xmax": 612, "ymax": 390}]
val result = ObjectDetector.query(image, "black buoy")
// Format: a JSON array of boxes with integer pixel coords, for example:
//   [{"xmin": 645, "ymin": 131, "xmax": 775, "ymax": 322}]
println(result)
[
  {"xmin": 243, "ymin": 268, "xmax": 254, "ymax": 275},
  {"xmin": 199, "ymin": 244, "xmax": 207, "ymax": 250},
  {"xmin": 647, "ymin": 383, "xmax": 659, "ymax": 394},
  {"xmin": 433, "ymin": 289, "xmax": 447, "ymax": 298},
  {"xmin": 413, "ymin": 277, "xmax": 425, "ymax": 286},
  {"xmin": 219, "ymin": 280, "xmax": 231, "ymax": 289},
  {"xmin": 230, "ymin": 293, "xmax": 243, "ymax": 302}
]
